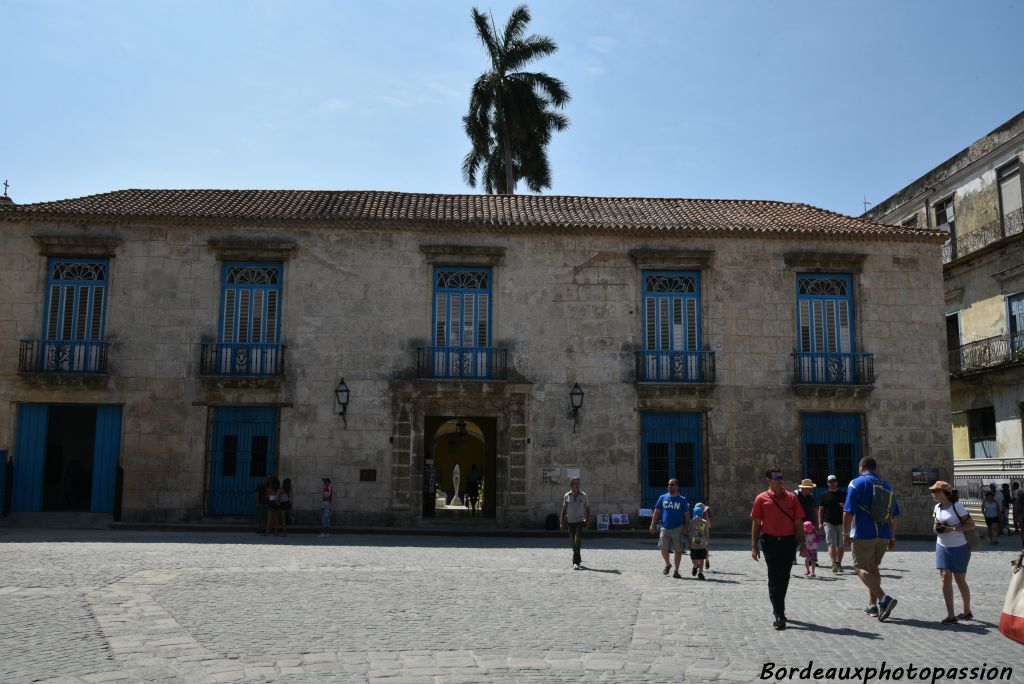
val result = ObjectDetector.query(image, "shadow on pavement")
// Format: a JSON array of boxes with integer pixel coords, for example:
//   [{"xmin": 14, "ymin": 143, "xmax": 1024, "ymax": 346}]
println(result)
[
  {"xmin": 579, "ymin": 566, "xmax": 622, "ymax": 575},
  {"xmin": 784, "ymin": 619, "xmax": 882, "ymax": 638},
  {"xmin": 887, "ymin": 617, "xmax": 994, "ymax": 634}
]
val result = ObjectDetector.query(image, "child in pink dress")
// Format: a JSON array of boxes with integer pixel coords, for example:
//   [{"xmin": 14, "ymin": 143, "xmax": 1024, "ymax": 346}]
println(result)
[{"xmin": 803, "ymin": 520, "xmax": 820, "ymax": 577}]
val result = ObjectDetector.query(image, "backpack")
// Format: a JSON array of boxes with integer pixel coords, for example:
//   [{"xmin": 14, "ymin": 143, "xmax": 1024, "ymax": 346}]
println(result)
[
  {"xmin": 859, "ymin": 477, "xmax": 894, "ymax": 525},
  {"xmin": 690, "ymin": 519, "xmax": 707, "ymax": 545}
]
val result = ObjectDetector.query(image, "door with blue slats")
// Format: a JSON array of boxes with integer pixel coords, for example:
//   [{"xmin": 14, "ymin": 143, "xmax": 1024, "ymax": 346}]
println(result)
[
  {"xmin": 91, "ymin": 406, "xmax": 123, "ymax": 514},
  {"xmin": 207, "ymin": 407, "xmax": 278, "ymax": 515},
  {"xmin": 801, "ymin": 413, "xmax": 862, "ymax": 499},
  {"xmin": 641, "ymin": 412, "xmax": 702, "ymax": 508},
  {"xmin": 13, "ymin": 405, "xmax": 49, "ymax": 512}
]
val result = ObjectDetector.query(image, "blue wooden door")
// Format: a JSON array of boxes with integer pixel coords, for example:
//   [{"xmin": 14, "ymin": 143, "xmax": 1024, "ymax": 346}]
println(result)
[
  {"xmin": 801, "ymin": 413, "xmax": 862, "ymax": 499},
  {"xmin": 207, "ymin": 407, "xmax": 277, "ymax": 515},
  {"xmin": 641, "ymin": 412, "xmax": 702, "ymax": 508},
  {"xmin": 91, "ymin": 406, "xmax": 122, "ymax": 514},
  {"xmin": 12, "ymin": 404, "xmax": 48, "ymax": 512},
  {"xmin": 0, "ymin": 450, "xmax": 8, "ymax": 515}
]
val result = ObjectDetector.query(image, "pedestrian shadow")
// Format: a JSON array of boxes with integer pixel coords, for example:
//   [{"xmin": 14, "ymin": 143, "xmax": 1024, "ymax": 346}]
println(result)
[
  {"xmin": 695, "ymin": 576, "xmax": 739, "ymax": 585},
  {"xmin": 885, "ymin": 617, "xmax": 993, "ymax": 634},
  {"xmin": 784, "ymin": 619, "xmax": 881, "ymax": 638},
  {"xmin": 579, "ymin": 567, "xmax": 622, "ymax": 575}
]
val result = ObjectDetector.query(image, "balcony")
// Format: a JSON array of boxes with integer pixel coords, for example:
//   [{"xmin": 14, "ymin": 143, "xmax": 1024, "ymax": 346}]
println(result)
[
  {"xmin": 19, "ymin": 339, "xmax": 109, "ymax": 374},
  {"xmin": 200, "ymin": 343, "xmax": 285, "ymax": 377},
  {"xmin": 948, "ymin": 333, "xmax": 1024, "ymax": 377},
  {"xmin": 635, "ymin": 350, "xmax": 715, "ymax": 384},
  {"xmin": 942, "ymin": 207, "xmax": 1024, "ymax": 264},
  {"xmin": 792, "ymin": 352, "xmax": 875, "ymax": 386},
  {"xmin": 417, "ymin": 346, "xmax": 507, "ymax": 380}
]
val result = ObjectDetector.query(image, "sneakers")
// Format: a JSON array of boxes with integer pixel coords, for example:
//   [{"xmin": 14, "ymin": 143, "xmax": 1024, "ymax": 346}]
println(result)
[
  {"xmin": 663, "ymin": 564, "xmax": 671, "ymax": 575},
  {"xmin": 773, "ymin": 614, "xmax": 787, "ymax": 630},
  {"xmin": 804, "ymin": 569, "xmax": 810, "ymax": 576},
  {"xmin": 672, "ymin": 570, "xmax": 683, "ymax": 579},
  {"xmin": 692, "ymin": 566, "xmax": 698, "ymax": 576},
  {"xmin": 831, "ymin": 562, "xmax": 840, "ymax": 573},
  {"xmin": 573, "ymin": 563, "xmax": 581, "ymax": 570},
  {"xmin": 697, "ymin": 571, "xmax": 705, "ymax": 580},
  {"xmin": 810, "ymin": 570, "xmax": 816, "ymax": 577},
  {"xmin": 864, "ymin": 605, "xmax": 879, "ymax": 617},
  {"xmin": 877, "ymin": 595, "xmax": 898, "ymax": 622},
  {"xmin": 836, "ymin": 565, "xmax": 844, "ymax": 575}
]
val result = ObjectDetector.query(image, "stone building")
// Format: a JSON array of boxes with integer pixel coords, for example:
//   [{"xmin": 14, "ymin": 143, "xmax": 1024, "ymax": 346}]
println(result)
[
  {"xmin": 863, "ymin": 111, "xmax": 1024, "ymax": 508},
  {"xmin": 0, "ymin": 189, "xmax": 948, "ymax": 532}
]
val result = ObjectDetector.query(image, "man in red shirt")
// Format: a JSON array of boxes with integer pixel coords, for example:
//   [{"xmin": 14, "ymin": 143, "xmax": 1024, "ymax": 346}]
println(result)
[{"xmin": 751, "ymin": 467, "xmax": 807, "ymax": 630}]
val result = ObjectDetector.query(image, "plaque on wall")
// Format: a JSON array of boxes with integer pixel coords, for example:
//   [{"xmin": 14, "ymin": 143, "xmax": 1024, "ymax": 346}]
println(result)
[
  {"xmin": 911, "ymin": 468, "xmax": 939, "ymax": 486},
  {"xmin": 541, "ymin": 467, "xmax": 560, "ymax": 485}
]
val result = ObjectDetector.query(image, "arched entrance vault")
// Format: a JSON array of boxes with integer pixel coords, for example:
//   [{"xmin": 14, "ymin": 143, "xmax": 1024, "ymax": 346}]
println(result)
[{"xmin": 389, "ymin": 380, "xmax": 532, "ymax": 527}]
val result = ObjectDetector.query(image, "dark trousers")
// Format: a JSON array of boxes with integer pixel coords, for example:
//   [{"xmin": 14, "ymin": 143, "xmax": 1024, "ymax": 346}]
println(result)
[
  {"xmin": 567, "ymin": 522, "xmax": 585, "ymax": 565},
  {"xmin": 761, "ymin": 535, "xmax": 797, "ymax": 618}
]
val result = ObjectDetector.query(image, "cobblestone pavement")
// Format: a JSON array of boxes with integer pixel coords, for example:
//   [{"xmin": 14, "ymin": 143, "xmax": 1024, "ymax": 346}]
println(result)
[{"xmin": 1, "ymin": 528, "xmax": 1021, "ymax": 683}]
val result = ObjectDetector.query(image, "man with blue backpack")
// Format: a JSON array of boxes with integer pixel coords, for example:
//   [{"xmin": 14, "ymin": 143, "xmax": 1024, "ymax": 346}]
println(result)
[{"xmin": 843, "ymin": 457, "xmax": 901, "ymax": 622}]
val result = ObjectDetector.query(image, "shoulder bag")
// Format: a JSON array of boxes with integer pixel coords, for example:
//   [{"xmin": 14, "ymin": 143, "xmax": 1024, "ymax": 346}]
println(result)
[
  {"xmin": 952, "ymin": 504, "xmax": 982, "ymax": 551},
  {"xmin": 1000, "ymin": 550, "xmax": 1024, "ymax": 645}
]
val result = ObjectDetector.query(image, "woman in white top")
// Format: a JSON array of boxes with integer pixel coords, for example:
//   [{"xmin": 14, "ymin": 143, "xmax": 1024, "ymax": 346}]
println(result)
[{"xmin": 930, "ymin": 480, "xmax": 976, "ymax": 624}]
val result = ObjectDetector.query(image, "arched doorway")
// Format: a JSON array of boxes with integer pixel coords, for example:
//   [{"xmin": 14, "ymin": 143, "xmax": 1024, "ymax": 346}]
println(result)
[{"xmin": 423, "ymin": 416, "xmax": 496, "ymax": 519}]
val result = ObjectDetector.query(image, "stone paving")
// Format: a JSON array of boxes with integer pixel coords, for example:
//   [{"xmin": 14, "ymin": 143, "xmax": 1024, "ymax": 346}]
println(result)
[{"xmin": 0, "ymin": 528, "xmax": 1021, "ymax": 683}]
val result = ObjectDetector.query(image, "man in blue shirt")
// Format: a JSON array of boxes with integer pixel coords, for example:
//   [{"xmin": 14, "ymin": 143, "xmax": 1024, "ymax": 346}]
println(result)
[
  {"xmin": 649, "ymin": 478, "xmax": 690, "ymax": 579},
  {"xmin": 843, "ymin": 457, "xmax": 901, "ymax": 622}
]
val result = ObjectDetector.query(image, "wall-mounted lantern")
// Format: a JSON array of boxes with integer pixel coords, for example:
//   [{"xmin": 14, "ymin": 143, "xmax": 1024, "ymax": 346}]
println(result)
[
  {"xmin": 569, "ymin": 382, "xmax": 584, "ymax": 433},
  {"xmin": 335, "ymin": 378, "xmax": 350, "ymax": 429}
]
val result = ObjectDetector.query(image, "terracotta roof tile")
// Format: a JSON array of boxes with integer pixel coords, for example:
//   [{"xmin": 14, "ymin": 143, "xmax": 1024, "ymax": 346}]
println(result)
[{"xmin": 0, "ymin": 189, "xmax": 943, "ymax": 242}]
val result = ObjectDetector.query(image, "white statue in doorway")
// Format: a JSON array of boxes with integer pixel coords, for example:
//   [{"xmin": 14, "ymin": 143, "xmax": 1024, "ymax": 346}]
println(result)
[{"xmin": 450, "ymin": 463, "xmax": 463, "ymax": 507}]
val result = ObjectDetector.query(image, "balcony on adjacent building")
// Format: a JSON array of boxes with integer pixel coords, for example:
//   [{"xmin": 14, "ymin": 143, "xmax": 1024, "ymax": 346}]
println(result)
[
  {"xmin": 634, "ymin": 349, "xmax": 715, "ymax": 384},
  {"xmin": 792, "ymin": 352, "xmax": 875, "ymax": 386},
  {"xmin": 200, "ymin": 342, "xmax": 286, "ymax": 377},
  {"xmin": 942, "ymin": 207, "xmax": 1024, "ymax": 264},
  {"xmin": 416, "ymin": 346, "xmax": 507, "ymax": 381},
  {"xmin": 19, "ymin": 339, "xmax": 109, "ymax": 374},
  {"xmin": 948, "ymin": 333, "xmax": 1024, "ymax": 377}
]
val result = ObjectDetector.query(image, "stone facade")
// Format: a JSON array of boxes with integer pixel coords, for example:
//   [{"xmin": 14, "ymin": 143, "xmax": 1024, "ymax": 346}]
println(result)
[
  {"xmin": 863, "ymin": 111, "xmax": 1024, "ymax": 503},
  {"xmin": 0, "ymin": 192, "xmax": 949, "ymax": 533}
]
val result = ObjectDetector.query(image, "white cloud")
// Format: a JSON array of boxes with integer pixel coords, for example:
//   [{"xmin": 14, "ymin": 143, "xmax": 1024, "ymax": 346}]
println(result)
[{"xmin": 319, "ymin": 98, "xmax": 351, "ymax": 111}]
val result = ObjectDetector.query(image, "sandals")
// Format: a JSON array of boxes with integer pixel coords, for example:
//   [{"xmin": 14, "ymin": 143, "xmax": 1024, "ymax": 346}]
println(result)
[
  {"xmin": 941, "ymin": 616, "xmax": 958, "ymax": 625},
  {"xmin": 956, "ymin": 611, "xmax": 973, "ymax": 620}
]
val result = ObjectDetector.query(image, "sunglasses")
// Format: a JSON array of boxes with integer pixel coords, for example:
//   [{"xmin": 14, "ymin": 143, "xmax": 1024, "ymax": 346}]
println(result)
[{"xmin": 770, "ymin": 475, "xmax": 785, "ymax": 481}]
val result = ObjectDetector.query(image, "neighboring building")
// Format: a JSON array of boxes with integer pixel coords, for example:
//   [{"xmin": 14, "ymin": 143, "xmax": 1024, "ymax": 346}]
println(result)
[
  {"xmin": 863, "ymin": 111, "xmax": 1024, "ymax": 509},
  {"xmin": 0, "ymin": 189, "xmax": 948, "ymax": 532}
]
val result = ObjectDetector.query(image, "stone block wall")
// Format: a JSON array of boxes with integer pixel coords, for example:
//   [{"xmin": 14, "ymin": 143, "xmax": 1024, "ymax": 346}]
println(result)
[{"xmin": 0, "ymin": 219, "xmax": 950, "ymax": 532}]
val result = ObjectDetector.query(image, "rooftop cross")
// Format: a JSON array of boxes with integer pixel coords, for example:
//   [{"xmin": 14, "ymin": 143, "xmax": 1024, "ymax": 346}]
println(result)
[{"xmin": 2, "ymin": 180, "xmax": 8, "ymax": 196}]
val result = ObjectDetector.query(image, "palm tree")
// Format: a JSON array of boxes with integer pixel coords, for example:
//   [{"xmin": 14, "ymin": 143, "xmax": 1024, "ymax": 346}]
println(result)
[{"xmin": 463, "ymin": 5, "xmax": 570, "ymax": 195}]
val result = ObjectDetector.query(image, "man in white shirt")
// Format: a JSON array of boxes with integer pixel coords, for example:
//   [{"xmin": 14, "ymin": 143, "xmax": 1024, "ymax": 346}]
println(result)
[{"xmin": 560, "ymin": 478, "xmax": 591, "ymax": 570}]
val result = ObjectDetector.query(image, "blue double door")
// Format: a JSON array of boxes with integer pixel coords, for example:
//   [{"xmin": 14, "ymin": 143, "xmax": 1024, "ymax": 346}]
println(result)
[
  {"xmin": 207, "ymin": 407, "xmax": 278, "ymax": 515},
  {"xmin": 641, "ymin": 412, "xmax": 703, "ymax": 508},
  {"xmin": 12, "ymin": 404, "xmax": 122, "ymax": 513},
  {"xmin": 801, "ymin": 413, "xmax": 861, "ymax": 499}
]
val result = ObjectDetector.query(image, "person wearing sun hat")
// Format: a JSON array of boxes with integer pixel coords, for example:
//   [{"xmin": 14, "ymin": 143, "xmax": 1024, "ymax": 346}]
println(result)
[
  {"xmin": 929, "ymin": 480, "xmax": 975, "ymax": 624},
  {"xmin": 794, "ymin": 479, "xmax": 817, "ymax": 525},
  {"xmin": 688, "ymin": 503, "xmax": 711, "ymax": 580}
]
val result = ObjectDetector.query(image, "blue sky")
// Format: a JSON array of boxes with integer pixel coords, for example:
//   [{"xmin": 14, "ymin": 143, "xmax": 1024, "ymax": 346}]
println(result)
[{"xmin": 2, "ymin": 0, "xmax": 1022, "ymax": 216}]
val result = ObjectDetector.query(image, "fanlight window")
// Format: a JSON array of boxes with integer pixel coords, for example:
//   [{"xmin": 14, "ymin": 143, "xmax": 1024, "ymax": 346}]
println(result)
[
  {"xmin": 798, "ymin": 278, "xmax": 848, "ymax": 297},
  {"xmin": 644, "ymin": 274, "xmax": 696, "ymax": 293},
  {"xmin": 436, "ymin": 270, "xmax": 489, "ymax": 290},
  {"xmin": 51, "ymin": 262, "xmax": 106, "ymax": 282},
  {"xmin": 227, "ymin": 266, "xmax": 280, "ymax": 285}
]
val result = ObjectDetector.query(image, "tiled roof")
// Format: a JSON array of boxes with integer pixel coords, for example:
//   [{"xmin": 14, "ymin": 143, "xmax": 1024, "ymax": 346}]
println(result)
[{"xmin": 0, "ymin": 189, "xmax": 943, "ymax": 242}]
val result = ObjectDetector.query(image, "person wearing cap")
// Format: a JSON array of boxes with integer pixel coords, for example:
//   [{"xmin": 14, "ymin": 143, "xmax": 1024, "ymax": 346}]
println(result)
[
  {"xmin": 650, "ymin": 478, "xmax": 690, "ymax": 579},
  {"xmin": 688, "ymin": 503, "xmax": 711, "ymax": 580},
  {"xmin": 560, "ymin": 477, "xmax": 591, "ymax": 570},
  {"xmin": 751, "ymin": 467, "xmax": 807, "ymax": 630},
  {"xmin": 818, "ymin": 474, "xmax": 846, "ymax": 573},
  {"xmin": 930, "ymin": 480, "xmax": 975, "ymax": 624}
]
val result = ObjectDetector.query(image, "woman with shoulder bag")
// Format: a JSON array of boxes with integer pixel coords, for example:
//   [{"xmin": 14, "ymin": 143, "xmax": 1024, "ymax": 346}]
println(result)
[{"xmin": 930, "ymin": 481, "xmax": 975, "ymax": 624}]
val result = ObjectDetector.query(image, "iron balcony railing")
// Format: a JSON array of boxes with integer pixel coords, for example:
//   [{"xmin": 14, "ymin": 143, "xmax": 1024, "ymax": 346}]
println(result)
[
  {"xmin": 948, "ymin": 333, "xmax": 1024, "ymax": 376},
  {"xmin": 942, "ymin": 207, "xmax": 1024, "ymax": 264},
  {"xmin": 792, "ymin": 352, "xmax": 875, "ymax": 385},
  {"xmin": 417, "ymin": 346, "xmax": 507, "ymax": 380},
  {"xmin": 200, "ymin": 343, "xmax": 286, "ymax": 377},
  {"xmin": 635, "ymin": 350, "xmax": 715, "ymax": 383},
  {"xmin": 19, "ymin": 339, "xmax": 110, "ymax": 374}
]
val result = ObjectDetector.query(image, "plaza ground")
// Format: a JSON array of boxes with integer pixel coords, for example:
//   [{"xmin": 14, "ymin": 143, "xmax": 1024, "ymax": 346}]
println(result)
[{"xmin": 0, "ymin": 527, "xmax": 1021, "ymax": 683}]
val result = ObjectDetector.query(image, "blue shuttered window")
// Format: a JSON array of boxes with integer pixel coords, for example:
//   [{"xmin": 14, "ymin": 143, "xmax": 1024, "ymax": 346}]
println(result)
[
  {"xmin": 217, "ymin": 263, "xmax": 283, "ymax": 375},
  {"xmin": 795, "ymin": 274, "xmax": 859, "ymax": 383},
  {"xmin": 640, "ymin": 412, "xmax": 702, "ymax": 508},
  {"xmin": 38, "ymin": 258, "xmax": 108, "ymax": 372},
  {"xmin": 429, "ymin": 267, "xmax": 493, "ymax": 378},
  {"xmin": 1009, "ymin": 293, "xmax": 1024, "ymax": 353},
  {"xmin": 640, "ymin": 271, "xmax": 705, "ymax": 382}
]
